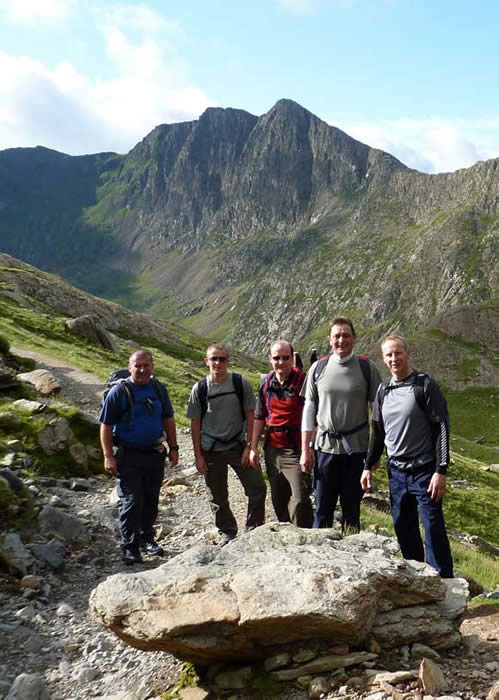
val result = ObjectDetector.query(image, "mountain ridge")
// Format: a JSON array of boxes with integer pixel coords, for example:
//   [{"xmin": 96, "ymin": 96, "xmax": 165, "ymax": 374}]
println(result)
[{"xmin": 0, "ymin": 99, "xmax": 497, "ymax": 353}]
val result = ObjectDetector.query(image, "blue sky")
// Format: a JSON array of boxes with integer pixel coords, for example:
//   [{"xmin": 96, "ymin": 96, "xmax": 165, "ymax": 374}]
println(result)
[{"xmin": 0, "ymin": 0, "xmax": 498, "ymax": 173}]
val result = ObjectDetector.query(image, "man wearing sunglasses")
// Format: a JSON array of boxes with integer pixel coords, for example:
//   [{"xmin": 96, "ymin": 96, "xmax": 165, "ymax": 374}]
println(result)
[
  {"xmin": 187, "ymin": 344, "xmax": 266, "ymax": 545},
  {"xmin": 300, "ymin": 317, "xmax": 381, "ymax": 531},
  {"xmin": 249, "ymin": 340, "xmax": 313, "ymax": 527}
]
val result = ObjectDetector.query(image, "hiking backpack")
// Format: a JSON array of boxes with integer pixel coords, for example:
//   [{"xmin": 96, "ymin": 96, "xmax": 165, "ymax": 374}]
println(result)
[
  {"xmin": 312, "ymin": 354, "xmax": 371, "ymax": 395},
  {"xmin": 264, "ymin": 368, "xmax": 306, "ymax": 421},
  {"xmin": 378, "ymin": 371, "xmax": 450, "ymax": 430},
  {"xmin": 101, "ymin": 368, "xmax": 167, "ymax": 427},
  {"xmin": 197, "ymin": 372, "xmax": 245, "ymax": 421}
]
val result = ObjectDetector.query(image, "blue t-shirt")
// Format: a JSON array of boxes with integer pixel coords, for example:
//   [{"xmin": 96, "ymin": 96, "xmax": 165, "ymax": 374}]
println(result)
[{"xmin": 99, "ymin": 379, "xmax": 173, "ymax": 449}]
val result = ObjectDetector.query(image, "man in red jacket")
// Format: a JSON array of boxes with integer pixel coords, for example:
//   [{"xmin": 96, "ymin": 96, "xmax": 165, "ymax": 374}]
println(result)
[{"xmin": 249, "ymin": 339, "xmax": 313, "ymax": 527}]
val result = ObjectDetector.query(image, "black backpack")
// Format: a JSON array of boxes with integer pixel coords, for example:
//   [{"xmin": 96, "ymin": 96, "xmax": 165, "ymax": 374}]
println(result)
[
  {"xmin": 378, "ymin": 371, "xmax": 450, "ymax": 430},
  {"xmin": 101, "ymin": 368, "xmax": 167, "ymax": 427},
  {"xmin": 197, "ymin": 372, "xmax": 245, "ymax": 421}
]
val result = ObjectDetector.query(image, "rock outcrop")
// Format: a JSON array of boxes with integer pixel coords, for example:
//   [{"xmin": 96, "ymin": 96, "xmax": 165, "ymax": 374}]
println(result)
[
  {"xmin": 65, "ymin": 314, "xmax": 119, "ymax": 352},
  {"xmin": 90, "ymin": 525, "xmax": 468, "ymax": 665}
]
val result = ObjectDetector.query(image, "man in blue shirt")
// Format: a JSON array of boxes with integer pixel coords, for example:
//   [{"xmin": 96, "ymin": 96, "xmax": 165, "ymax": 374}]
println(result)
[{"xmin": 100, "ymin": 349, "xmax": 178, "ymax": 565}]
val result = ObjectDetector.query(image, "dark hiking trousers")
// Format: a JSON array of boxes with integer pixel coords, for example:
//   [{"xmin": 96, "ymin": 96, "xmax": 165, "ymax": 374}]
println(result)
[
  {"xmin": 313, "ymin": 451, "xmax": 365, "ymax": 531},
  {"xmin": 389, "ymin": 464, "xmax": 453, "ymax": 578},
  {"xmin": 264, "ymin": 444, "xmax": 313, "ymax": 528},
  {"xmin": 116, "ymin": 446, "xmax": 165, "ymax": 552},
  {"xmin": 204, "ymin": 446, "xmax": 266, "ymax": 537}
]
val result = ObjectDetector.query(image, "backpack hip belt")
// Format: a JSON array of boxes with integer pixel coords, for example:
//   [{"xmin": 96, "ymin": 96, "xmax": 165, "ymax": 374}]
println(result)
[
  {"xmin": 267, "ymin": 426, "xmax": 300, "ymax": 433},
  {"xmin": 388, "ymin": 452, "xmax": 434, "ymax": 473},
  {"xmin": 324, "ymin": 420, "xmax": 368, "ymax": 440}
]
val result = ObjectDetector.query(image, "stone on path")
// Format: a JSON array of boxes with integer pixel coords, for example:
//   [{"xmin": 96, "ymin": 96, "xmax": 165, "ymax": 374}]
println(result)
[
  {"xmin": 90, "ymin": 525, "xmax": 467, "ymax": 665},
  {"xmin": 17, "ymin": 369, "xmax": 61, "ymax": 395}
]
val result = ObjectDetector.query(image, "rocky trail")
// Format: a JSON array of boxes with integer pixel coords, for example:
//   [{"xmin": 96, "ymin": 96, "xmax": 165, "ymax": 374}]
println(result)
[{"xmin": 1, "ymin": 349, "xmax": 498, "ymax": 700}]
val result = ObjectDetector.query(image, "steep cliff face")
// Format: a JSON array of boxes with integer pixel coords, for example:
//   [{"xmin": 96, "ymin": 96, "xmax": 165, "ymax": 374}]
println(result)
[{"xmin": 0, "ymin": 99, "xmax": 497, "ymax": 352}]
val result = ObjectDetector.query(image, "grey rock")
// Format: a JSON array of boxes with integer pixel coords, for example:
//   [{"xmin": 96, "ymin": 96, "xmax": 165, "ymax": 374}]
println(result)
[
  {"xmin": 308, "ymin": 676, "xmax": 329, "ymax": 698},
  {"xmin": 273, "ymin": 652, "xmax": 378, "ymax": 681},
  {"xmin": 56, "ymin": 602, "xmax": 75, "ymax": 617},
  {"xmin": 12, "ymin": 399, "xmax": 46, "ymax": 414},
  {"xmin": 65, "ymin": 315, "xmax": 119, "ymax": 353},
  {"xmin": 15, "ymin": 605, "xmax": 37, "ymax": 622},
  {"xmin": 419, "ymin": 657, "xmax": 449, "ymax": 695},
  {"xmin": 31, "ymin": 539, "xmax": 66, "ymax": 570},
  {"xmin": 213, "ymin": 665, "xmax": 252, "ymax": 689},
  {"xmin": 0, "ymin": 412, "xmax": 22, "ymax": 428},
  {"xmin": 6, "ymin": 672, "xmax": 51, "ymax": 699},
  {"xmin": 263, "ymin": 652, "xmax": 291, "ymax": 671},
  {"xmin": 2, "ymin": 531, "xmax": 34, "ymax": 575},
  {"xmin": 37, "ymin": 417, "xmax": 74, "ymax": 455},
  {"xmin": 411, "ymin": 642, "xmax": 441, "ymax": 660},
  {"xmin": 17, "ymin": 369, "xmax": 61, "ymax": 395},
  {"xmin": 75, "ymin": 664, "xmax": 100, "ymax": 682},
  {"xmin": 70, "ymin": 477, "xmax": 90, "ymax": 491},
  {"xmin": 86, "ymin": 445, "xmax": 102, "ymax": 460},
  {"xmin": 0, "ymin": 469, "xmax": 25, "ymax": 493},
  {"xmin": 38, "ymin": 505, "xmax": 89, "ymax": 542},
  {"xmin": 90, "ymin": 526, "xmax": 464, "ymax": 665},
  {"xmin": 24, "ymin": 635, "xmax": 45, "ymax": 653},
  {"xmin": 68, "ymin": 444, "xmax": 88, "ymax": 467}
]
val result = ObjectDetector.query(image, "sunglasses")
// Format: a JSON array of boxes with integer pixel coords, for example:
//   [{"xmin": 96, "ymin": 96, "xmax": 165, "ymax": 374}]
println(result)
[
  {"xmin": 271, "ymin": 355, "xmax": 291, "ymax": 361},
  {"xmin": 208, "ymin": 356, "xmax": 228, "ymax": 362}
]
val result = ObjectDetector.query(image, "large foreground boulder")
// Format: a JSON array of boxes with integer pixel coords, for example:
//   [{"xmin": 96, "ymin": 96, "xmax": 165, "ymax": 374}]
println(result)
[{"xmin": 90, "ymin": 525, "xmax": 468, "ymax": 665}]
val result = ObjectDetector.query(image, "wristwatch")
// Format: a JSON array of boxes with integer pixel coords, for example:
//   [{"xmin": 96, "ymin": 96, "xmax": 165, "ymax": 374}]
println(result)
[{"xmin": 169, "ymin": 445, "xmax": 179, "ymax": 451}]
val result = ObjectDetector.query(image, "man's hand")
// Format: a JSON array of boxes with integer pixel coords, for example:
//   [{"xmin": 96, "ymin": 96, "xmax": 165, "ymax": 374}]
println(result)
[
  {"xmin": 241, "ymin": 446, "xmax": 252, "ymax": 468},
  {"xmin": 168, "ymin": 448, "xmax": 179, "ymax": 467},
  {"xmin": 428, "ymin": 473, "xmax": 446, "ymax": 501},
  {"xmin": 104, "ymin": 456, "xmax": 118, "ymax": 477},
  {"xmin": 248, "ymin": 448, "xmax": 260, "ymax": 469},
  {"xmin": 195, "ymin": 454, "xmax": 208, "ymax": 475},
  {"xmin": 300, "ymin": 447, "xmax": 314, "ymax": 473},
  {"xmin": 361, "ymin": 468, "xmax": 372, "ymax": 491}
]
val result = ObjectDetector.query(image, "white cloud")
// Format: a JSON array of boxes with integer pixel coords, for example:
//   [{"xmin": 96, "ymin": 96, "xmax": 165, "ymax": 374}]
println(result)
[
  {"xmin": 0, "ymin": 6, "xmax": 213, "ymax": 155},
  {"xmin": 329, "ymin": 116, "xmax": 499, "ymax": 173},
  {"xmin": 105, "ymin": 2, "xmax": 179, "ymax": 34},
  {"xmin": 0, "ymin": 0, "xmax": 73, "ymax": 24}
]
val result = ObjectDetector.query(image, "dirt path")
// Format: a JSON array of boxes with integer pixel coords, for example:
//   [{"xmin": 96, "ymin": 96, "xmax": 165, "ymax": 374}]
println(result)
[{"xmin": 11, "ymin": 346, "xmax": 105, "ymax": 411}]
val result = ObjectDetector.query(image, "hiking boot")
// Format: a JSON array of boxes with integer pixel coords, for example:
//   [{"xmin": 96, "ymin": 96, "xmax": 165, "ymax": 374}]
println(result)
[
  {"xmin": 122, "ymin": 548, "xmax": 143, "ymax": 565},
  {"xmin": 141, "ymin": 540, "xmax": 164, "ymax": 557},
  {"xmin": 219, "ymin": 533, "xmax": 235, "ymax": 547}
]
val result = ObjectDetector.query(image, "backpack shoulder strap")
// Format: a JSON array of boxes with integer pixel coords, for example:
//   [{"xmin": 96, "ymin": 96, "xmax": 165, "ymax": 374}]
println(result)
[
  {"xmin": 292, "ymin": 368, "xmax": 306, "ymax": 394},
  {"xmin": 358, "ymin": 354, "xmax": 371, "ymax": 395},
  {"xmin": 313, "ymin": 355, "xmax": 330, "ymax": 385},
  {"xmin": 264, "ymin": 371, "xmax": 275, "ymax": 419},
  {"xmin": 378, "ymin": 376, "xmax": 392, "ymax": 410},
  {"xmin": 232, "ymin": 372, "xmax": 245, "ymax": 417},
  {"xmin": 412, "ymin": 371, "xmax": 428, "ymax": 414},
  {"xmin": 198, "ymin": 378, "xmax": 208, "ymax": 420},
  {"xmin": 151, "ymin": 377, "xmax": 169, "ymax": 414}
]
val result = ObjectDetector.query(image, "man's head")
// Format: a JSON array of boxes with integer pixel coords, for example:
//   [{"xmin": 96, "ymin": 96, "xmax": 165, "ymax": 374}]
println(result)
[
  {"xmin": 128, "ymin": 349, "xmax": 154, "ymax": 385},
  {"xmin": 205, "ymin": 343, "xmax": 230, "ymax": 382},
  {"xmin": 269, "ymin": 340, "xmax": 294, "ymax": 380},
  {"xmin": 381, "ymin": 334, "xmax": 411, "ymax": 381},
  {"xmin": 329, "ymin": 317, "xmax": 356, "ymax": 358}
]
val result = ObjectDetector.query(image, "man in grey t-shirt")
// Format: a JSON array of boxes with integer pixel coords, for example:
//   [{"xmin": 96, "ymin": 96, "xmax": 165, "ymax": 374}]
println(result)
[
  {"xmin": 187, "ymin": 343, "xmax": 266, "ymax": 545},
  {"xmin": 300, "ymin": 317, "xmax": 381, "ymax": 530},
  {"xmin": 361, "ymin": 335, "xmax": 453, "ymax": 578}
]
